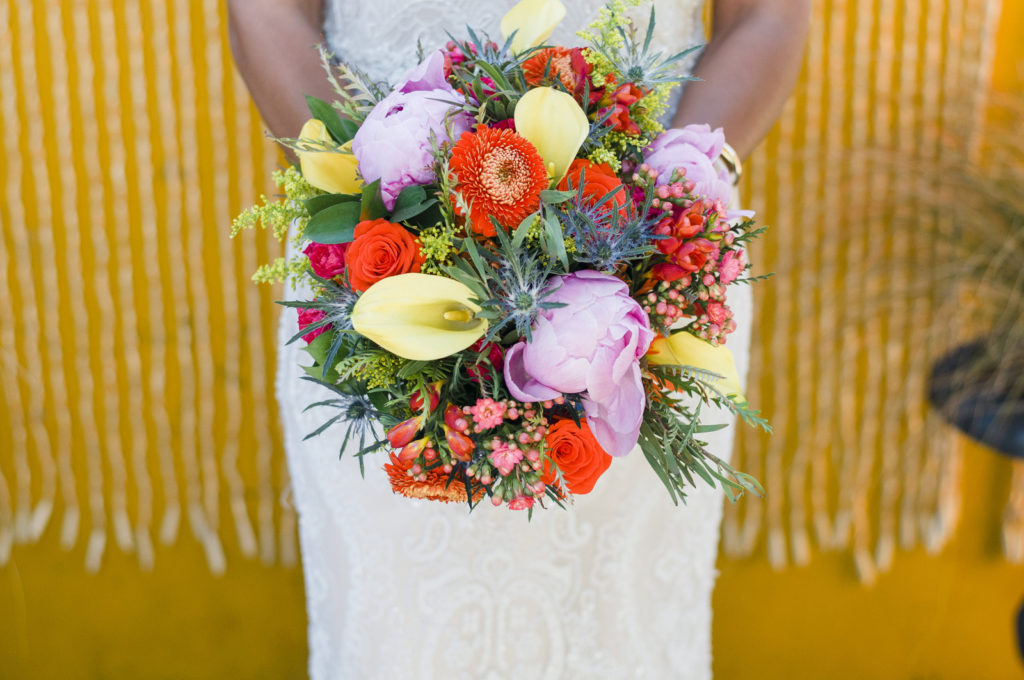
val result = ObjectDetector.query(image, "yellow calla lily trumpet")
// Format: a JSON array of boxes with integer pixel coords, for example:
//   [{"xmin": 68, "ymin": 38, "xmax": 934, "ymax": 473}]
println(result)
[
  {"xmin": 296, "ymin": 118, "xmax": 362, "ymax": 195},
  {"xmin": 514, "ymin": 87, "xmax": 590, "ymax": 183},
  {"xmin": 351, "ymin": 273, "xmax": 488, "ymax": 361},
  {"xmin": 646, "ymin": 331, "xmax": 745, "ymax": 404},
  {"xmin": 500, "ymin": 0, "xmax": 566, "ymax": 54}
]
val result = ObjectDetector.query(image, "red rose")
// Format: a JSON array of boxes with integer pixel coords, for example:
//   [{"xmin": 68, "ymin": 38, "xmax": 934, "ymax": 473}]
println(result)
[
  {"xmin": 541, "ymin": 418, "xmax": 613, "ymax": 495},
  {"xmin": 297, "ymin": 307, "xmax": 328, "ymax": 343},
  {"xmin": 345, "ymin": 219, "xmax": 426, "ymax": 292},
  {"xmin": 304, "ymin": 242, "xmax": 349, "ymax": 280},
  {"xmin": 558, "ymin": 159, "xmax": 633, "ymax": 225}
]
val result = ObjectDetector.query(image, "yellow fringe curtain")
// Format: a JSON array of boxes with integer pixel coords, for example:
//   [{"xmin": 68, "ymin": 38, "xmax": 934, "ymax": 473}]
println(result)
[
  {"xmin": 722, "ymin": 0, "xmax": 1020, "ymax": 582},
  {"xmin": 0, "ymin": 0, "xmax": 1018, "ymax": 577},
  {"xmin": 0, "ymin": 0, "xmax": 291, "ymax": 574}
]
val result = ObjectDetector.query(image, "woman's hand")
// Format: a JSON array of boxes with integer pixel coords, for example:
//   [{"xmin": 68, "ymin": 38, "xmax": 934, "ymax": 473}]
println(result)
[
  {"xmin": 228, "ymin": 0, "xmax": 338, "ymax": 139},
  {"xmin": 672, "ymin": 0, "xmax": 812, "ymax": 158}
]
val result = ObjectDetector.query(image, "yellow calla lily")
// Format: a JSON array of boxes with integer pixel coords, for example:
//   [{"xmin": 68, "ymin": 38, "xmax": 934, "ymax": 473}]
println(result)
[
  {"xmin": 647, "ymin": 331, "xmax": 745, "ymax": 404},
  {"xmin": 296, "ymin": 118, "xmax": 362, "ymax": 195},
  {"xmin": 500, "ymin": 0, "xmax": 566, "ymax": 54},
  {"xmin": 351, "ymin": 273, "xmax": 488, "ymax": 361},
  {"xmin": 514, "ymin": 87, "xmax": 590, "ymax": 183}
]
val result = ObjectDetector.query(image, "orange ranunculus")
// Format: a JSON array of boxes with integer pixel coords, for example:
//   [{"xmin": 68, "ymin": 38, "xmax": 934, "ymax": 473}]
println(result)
[
  {"xmin": 557, "ymin": 158, "xmax": 633, "ymax": 226},
  {"xmin": 345, "ymin": 219, "xmax": 426, "ymax": 292},
  {"xmin": 541, "ymin": 418, "xmax": 612, "ymax": 495}
]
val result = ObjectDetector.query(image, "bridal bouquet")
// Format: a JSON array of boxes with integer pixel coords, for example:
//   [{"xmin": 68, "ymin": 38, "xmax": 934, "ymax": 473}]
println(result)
[{"xmin": 235, "ymin": 0, "xmax": 769, "ymax": 511}]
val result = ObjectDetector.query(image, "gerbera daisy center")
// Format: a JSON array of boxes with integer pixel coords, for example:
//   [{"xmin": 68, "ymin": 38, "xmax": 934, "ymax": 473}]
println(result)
[{"xmin": 480, "ymin": 148, "xmax": 532, "ymax": 205}]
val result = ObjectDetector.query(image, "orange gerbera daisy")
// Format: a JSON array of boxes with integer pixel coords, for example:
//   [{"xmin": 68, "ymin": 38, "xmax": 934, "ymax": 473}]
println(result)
[
  {"xmin": 383, "ymin": 453, "xmax": 485, "ymax": 504},
  {"xmin": 449, "ymin": 125, "xmax": 548, "ymax": 237}
]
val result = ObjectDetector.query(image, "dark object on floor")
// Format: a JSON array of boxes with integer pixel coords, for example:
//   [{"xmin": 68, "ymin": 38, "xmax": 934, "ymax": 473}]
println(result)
[
  {"xmin": 1017, "ymin": 598, "xmax": 1024, "ymax": 665},
  {"xmin": 928, "ymin": 339, "xmax": 1024, "ymax": 459}
]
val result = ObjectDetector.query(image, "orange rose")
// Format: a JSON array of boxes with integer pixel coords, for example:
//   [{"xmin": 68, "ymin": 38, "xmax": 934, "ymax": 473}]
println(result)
[
  {"xmin": 557, "ymin": 158, "xmax": 633, "ymax": 225},
  {"xmin": 541, "ymin": 418, "xmax": 613, "ymax": 495},
  {"xmin": 345, "ymin": 219, "xmax": 426, "ymax": 292}
]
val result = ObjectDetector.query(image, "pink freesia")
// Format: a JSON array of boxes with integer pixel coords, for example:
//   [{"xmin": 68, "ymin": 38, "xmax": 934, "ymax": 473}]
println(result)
[
  {"xmin": 503, "ymin": 270, "xmax": 654, "ymax": 457},
  {"xmin": 643, "ymin": 124, "xmax": 733, "ymax": 206}
]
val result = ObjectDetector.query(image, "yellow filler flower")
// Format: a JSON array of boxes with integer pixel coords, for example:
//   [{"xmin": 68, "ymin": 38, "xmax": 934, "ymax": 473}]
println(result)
[
  {"xmin": 647, "ymin": 331, "xmax": 746, "ymax": 404},
  {"xmin": 351, "ymin": 273, "xmax": 488, "ymax": 361},
  {"xmin": 500, "ymin": 0, "xmax": 566, "ymax": 54},
  {"xmin": 514, "ymin": 87, "xmax": 590, "ymax": 183},
  {"xmin": 296, "ymin": 118, "xmax": 362, "ymax": 195}
]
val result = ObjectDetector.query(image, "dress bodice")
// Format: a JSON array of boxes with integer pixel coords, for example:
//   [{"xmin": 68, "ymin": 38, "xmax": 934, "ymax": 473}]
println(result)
[{"xmin": 323, "ymin": 0, "xmax": 706, "ymax": 86}]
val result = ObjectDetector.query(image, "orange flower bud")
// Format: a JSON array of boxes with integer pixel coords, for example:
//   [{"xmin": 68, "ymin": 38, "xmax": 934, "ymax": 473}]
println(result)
[
  {"xmin": 387, "ymin": 416, "xmax": 423, "ymax": 449},
  {"xmin": 443, "ymin": 403, "xmax": 467, "ymax": 432},
  {"xmin": 409, "ymin": 381, "xmax": 442, "ymax": 413},
  {"xmin": 444, "ymin": 426, "xmax": 475, "ymax": 462}
]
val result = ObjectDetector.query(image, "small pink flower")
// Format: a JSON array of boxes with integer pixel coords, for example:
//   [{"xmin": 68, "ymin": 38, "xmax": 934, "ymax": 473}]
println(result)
[
  {"xmin": 297, "ymin": 308, "xmax": 328, "ymax": 343},
  {"xmin": 508, "ymin": 495, "xmax": 535, "ymax": 511},
  {"xmin": 718, "ymin": 249, "xmax": 745, "ymax": 285},
  {"xmin": 470, "ymin": 398, "xmax": 507, "ymax": 430},
  {"xmin": 706, "ymin": 301, "xmax": 730, "ymax": 326},
  {"xmin": 489, "ymin": 441, "xmax": 523, "ymax": 476}
]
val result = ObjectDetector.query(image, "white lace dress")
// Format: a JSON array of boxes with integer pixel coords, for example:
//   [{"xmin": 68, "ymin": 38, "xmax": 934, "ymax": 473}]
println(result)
[{"xmin": 276, "ymin": 1, "xmax": 752, "ymax": 677}]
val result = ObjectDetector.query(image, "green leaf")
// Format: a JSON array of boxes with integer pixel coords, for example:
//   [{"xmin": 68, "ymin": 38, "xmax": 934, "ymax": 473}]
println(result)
[
  {"xmin": 304, "ymin": 193, "xmax": 360, "ymax": 217},
  {"xmin": 304, "ymin": 201, "xmax": 362, "ymax": 244},
  {"xmin": 360, "ymin": 179, "xmax": 387, "ymax": 220},
  {"xmin": 305, "ymin": 95, "xmax": 353, "ymax": 144},
  {"xmin": 542, "ymin": 212, "xmax": 568, "ymax": 270},
  {"xmin": 389, "ymin": 185, "xmax": 439, "ymax": 223},
  {"xmin": 539, "ymin": 189, "xmax": 576, "ymax": 204},
  {"xmin": 336, "ymin": 118, "xmax": 359, "ymax": 143},
  {"xmin": 512, "ymin": 212, "xmax": 537, "ymax": 250}
]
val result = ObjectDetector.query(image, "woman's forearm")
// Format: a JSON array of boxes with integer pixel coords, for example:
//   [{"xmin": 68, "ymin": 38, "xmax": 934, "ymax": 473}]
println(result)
[
  {"xmin": 227, "ymin": 0, "xmax": 337, "ymax": 139},
  {"xmin": 672, "ymin": 0, "xmax": 812, "ymax": 158}
]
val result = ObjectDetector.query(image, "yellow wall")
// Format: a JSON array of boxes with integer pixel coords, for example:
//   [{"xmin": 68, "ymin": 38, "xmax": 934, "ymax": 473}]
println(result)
[{"xmin": 1, "ymin": 0, "xmax": 1023, "ymax": 679}]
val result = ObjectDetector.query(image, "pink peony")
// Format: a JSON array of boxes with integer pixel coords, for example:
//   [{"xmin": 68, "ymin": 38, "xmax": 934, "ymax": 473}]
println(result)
[
  {"xmin": 395, "ymin": 49, "xmax": 452, "ymax": 94},
  {"xmin": 503, "ymin": 270, "xmax": 655, "ymax": 457},
  {"xmin": 352, "ymin": 54, "xmax": 473, "ymax": 210},
  {"xmin": 297, "ymin": 307, "xmax": 328, "ymax": 343},
  {"xmin": 643, "ymin": 124, "xmax": 733, "ymax": 206},
  {"xmin": 303, "ymin": 241, "xmax": 348, "ymax": 279}
]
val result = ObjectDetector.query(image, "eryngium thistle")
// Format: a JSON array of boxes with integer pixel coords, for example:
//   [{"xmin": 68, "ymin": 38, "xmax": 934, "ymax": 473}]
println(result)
[
  {"xmin": 481, "ymin": 248, "xmax": 562, "ymax": 343},
  {"xmin": 558, "ymin": 185, "xmax": 656, "ymax": 272}
]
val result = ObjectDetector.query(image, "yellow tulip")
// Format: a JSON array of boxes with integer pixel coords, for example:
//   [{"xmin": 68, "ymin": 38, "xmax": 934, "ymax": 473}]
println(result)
[
  {"xmin": 647, "ymin": 331, "xmax": 745, "ymax": 403},
  {"xmin": 296, "ymin": 118, "xmax": 362, "ymax": 195},
  {"xmin": 514, "ymin": 87, "xmax": 590, "ymax": 183},
  {"xmin": 500, "ymin": 0, "xmax": 566, "ymax": 54},
  {"xmin": 351, "ymin": 273, "xmax": 488, "ymax": 361}
]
